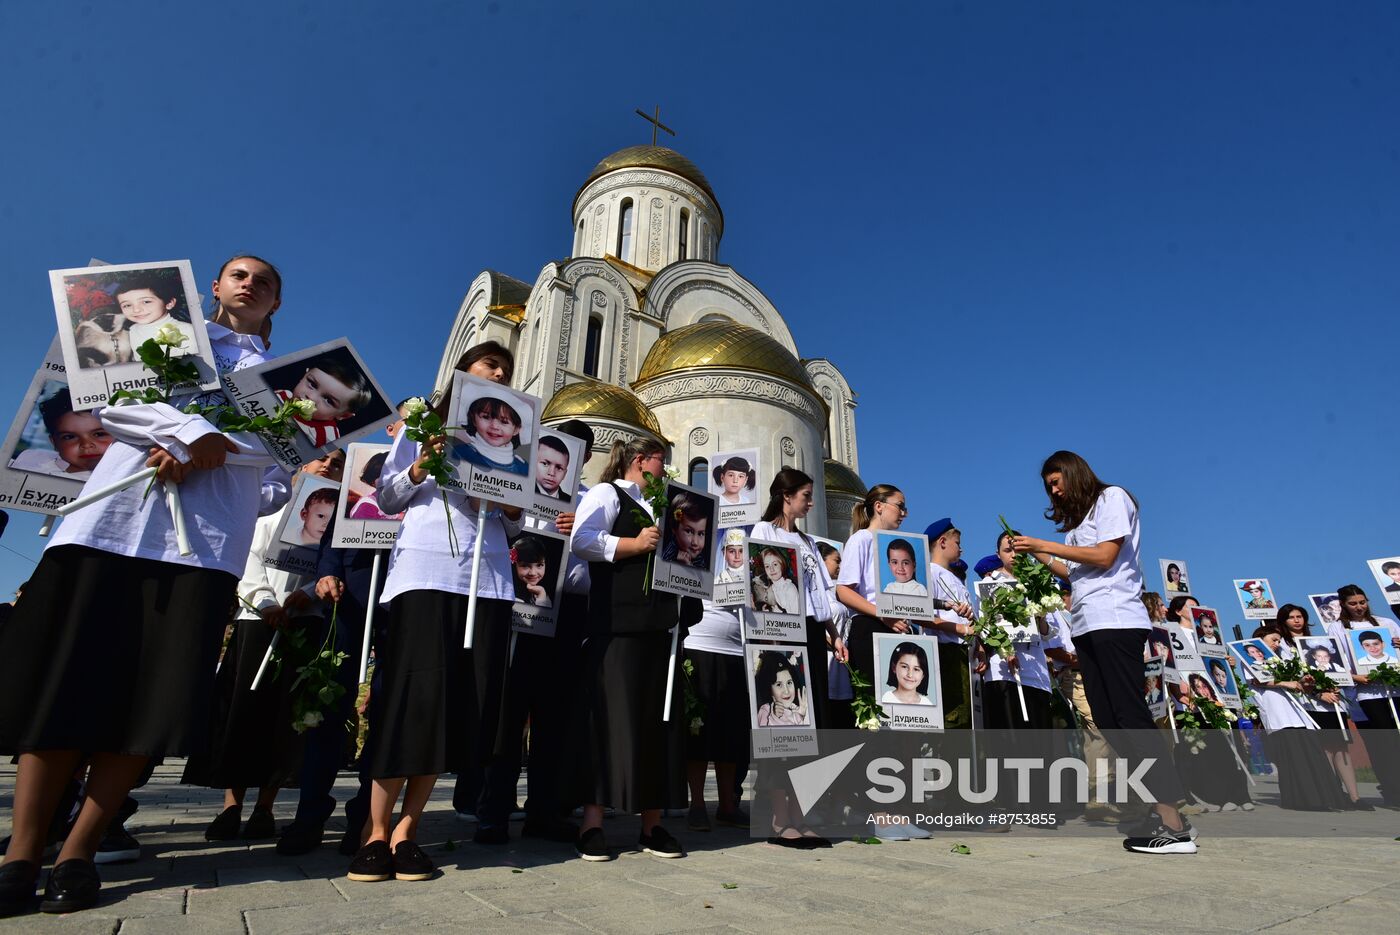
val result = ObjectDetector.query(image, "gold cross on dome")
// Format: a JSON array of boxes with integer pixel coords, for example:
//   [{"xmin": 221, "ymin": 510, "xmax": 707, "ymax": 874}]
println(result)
[{"xmin": 635, "ymin": 106, "xmax": 675, "ymax": 146}]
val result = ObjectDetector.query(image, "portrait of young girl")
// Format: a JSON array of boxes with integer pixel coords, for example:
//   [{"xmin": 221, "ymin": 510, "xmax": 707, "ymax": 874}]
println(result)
[
  {"xmin": 709, "ymin": 453, "xmax": 757, "ymax": 506},
  {"xmin": 7, "ymin": 383, "xmax": 114, "ymax": 480},
  {"xmin": 1191, "ymin": 608, "xmax": 1222, "ymax": 645},
  {"xmin": 453, "ymin": 392, "xmax": 529, "ymax": 476},
  {"xmin": 752, "ymin": 649, "xmax": 811, "ymax": 727},
  {"xmin": 661, "ymin": 489, "xmax": 712, "ymax": 570},
  {"xmin": 510, "ymin": 533, "xmax": 556, "ymax": 607},
  {"xmin": 748, "ymin": 543, "xmax": 800, "ymax": 615},
  {"xmin": 879, "ymin": 639, "xmax": 934, "ymax": 706}
]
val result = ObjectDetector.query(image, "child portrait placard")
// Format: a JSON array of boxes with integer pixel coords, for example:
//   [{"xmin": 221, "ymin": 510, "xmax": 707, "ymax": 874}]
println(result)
[
  {"xmin": 707, "ymin": 448, "xmax": 760, "ymax": 528},
  {"xmin": 743, "ymin": 537, "xmax": 805, "ymax": 642},
  {"xmin": 1202, "ymin": 656, "xmax": 1242, "ymax": 710},
  {"xmin": 1233, "ymin": 578, "xmax": 1278, "ymax": 620},
  {"xmin": 1295, "ymin": 636, "xmax": 1354, "ymax": 686},
  {"xmin": 1228, "ymin": 638, "xmax": 1277, "ymax": 682},
  {"xmin": 1309, "ymin": 592, "xmax": 1342, "ymax": 625},
  {"xmin": 222, "ymin": 339, "xmax": 394, "ymax": 471},
  {"xmin": 527, "ymin": 427, "xmax": 585, "ymax": 524},
  {"xmin": 1364, "ymin": 556, "xmax": 1400, "ymax": 607},
  {"xmin": 509, "ymin": 528, "xmax": 570, "ymax": 638},
  {"xmin": 332, "ymin": 443, "xmax": 403, "ymax": 549},
  {"xmin": 874, "ymin": 530, "xmax": 936, "ymax": 622},
  {"xmin": 874, "ymin": 632, "xmax": 944, "ymax": 730},
  {"xmin": 50, "ymin": 260, "xmax": 220, "ymax": 408},
  {"xmin": 0, "ymin": 339, "xmax": 103, "ymax": 515},
  {"xmin": 1144, "ymin": 659, "xmax": 1167, "ymax": 719},
  {"xmin": 650, "ymin": 480, "xmax": 717, "ymax": 600},
  {"xmin": 1189, "ymin": 606, "xmax": 1226, "ymax": 649},
  {"xmin": 1159, "ymin": 558, "xmax": 1192, "ymax": 596},
  {"xmin": 1149, "ymin": 626, "xmax": 1180, "ymax": 682},
  {"xmin": 746, "ymin": 645, "xmax": 819, "ymax": 759},
  {"xmin": 447, "ymin": 370, "xmax": 540, "ymax": 509},
  {"xmin": 975, "ymin": 578, "xmax": 1037, "ymax": 644},
  {"xmin": 266, "ymin": 473, "xmax": 341, "ymax": 575},
  {"xmin": 713, "ymin": 527, "xmax": 750, "ymax": 606},
  {"xmin": 1345, "ymin": 627, "xmax": 1400, "ymax": 672}
]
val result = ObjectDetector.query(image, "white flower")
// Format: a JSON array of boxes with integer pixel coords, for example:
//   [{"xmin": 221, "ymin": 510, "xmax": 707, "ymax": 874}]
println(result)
[
  {"xmin": 401, "ymin": 396, "xmax": 428, "ymax": 419},
  {"xmin": 287, "ymin": 397, "xmax": 317, "ymax": 420},
  {"xmin": 663, "ymin": 464, "xmax": 682, "ymax": 480},
  {"xmin": 153, "ymin": 323, "xmax": 188, "ymax": 348},
  {"xmin": 857, "ymin": 716, "xmax": 881, "ymax": 731},
  {"xmin": 300, "ymin": 711, "xmax": 323, "ymax": 728}
]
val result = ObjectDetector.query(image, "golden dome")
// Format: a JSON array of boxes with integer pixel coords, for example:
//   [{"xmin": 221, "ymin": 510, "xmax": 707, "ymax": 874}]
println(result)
[
  {"xmin": 576, "ymin": 145, "xmax": 719, "ymax": 208},
  {"xmin": 542, "ymin": 379, "xmax": 667, "ymax": 442},
  {"xmin": 823, "ymin": 459, "xmax": 867, "ymax": 498},
  {"xmin": 635, "ymin": 321, "xmax": 813, "ymax": 390}
]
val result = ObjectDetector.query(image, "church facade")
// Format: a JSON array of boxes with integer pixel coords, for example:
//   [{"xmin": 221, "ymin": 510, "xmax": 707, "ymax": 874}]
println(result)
[{"xmin": 433, "ymin": 144, "xmax": 867, "ymax": 538}]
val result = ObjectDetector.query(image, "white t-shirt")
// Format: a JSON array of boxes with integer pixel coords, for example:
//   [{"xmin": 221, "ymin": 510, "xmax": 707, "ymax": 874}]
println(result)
[
  {"xmin": 927, "ymin": 562, "xmax": 970, "ymax": 646},
  {"xmin": 1064, "ymin": 486, "xmax": 1149, "ymax": 636},
  {"xmin": 686, "ymin": 600, "xmax": 743, "ymax": 656},
  {"xmin": 1329, "ymin": 617, "xmax": 1400, "ymax": 702},
  {"xmin": 836, "ymin": 528, "xmax": 877, "ymax": 605},
  {"xmin": 1251, "ymin": 682, "xmax": 1316, "ymax": 733},
  {"xmin": 750, "ymin": 522, "xmax": 835, "ymax": 623}
]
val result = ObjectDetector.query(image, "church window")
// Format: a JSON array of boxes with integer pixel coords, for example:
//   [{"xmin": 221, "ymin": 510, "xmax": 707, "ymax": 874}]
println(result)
[
  {"xmin": 678, "ymin": 209, "xmax": 689, "ymax": 259},
  {"xmin": 688, "ymin": 458, "xmax": 707, "ymax": 490},
  {"xmin": 576, "ymin": 219, "xmax": 584, "ymax": 254},
  {"xmin": 582, "ymin": 315, "xmax": 603, "ymax": 377},
  {"xmin": 617, "ymin": 199, "xmax": 634, "ymax": 260}
]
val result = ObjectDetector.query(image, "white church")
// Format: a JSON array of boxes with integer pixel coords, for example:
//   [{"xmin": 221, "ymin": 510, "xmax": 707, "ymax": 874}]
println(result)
[{"xmin": 433, "ymin": 140, "xmax": 868, "ymax": 538}]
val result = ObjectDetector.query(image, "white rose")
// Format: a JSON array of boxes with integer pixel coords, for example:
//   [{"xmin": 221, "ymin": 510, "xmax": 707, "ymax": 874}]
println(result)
[
  {"xmin": 663, "ymin": 464, "xmax": 682, "ymax": 480},
  {"xmin": 153, "ymin": 323, "xmax": 188, "ymax": 348},
  {"xmin": 288, "ymin": 398, "xmax": 317, "ymax": 420},
  {"xmin": 401, "ymin": 396, "xmax": 428, "ymax": 419},
  {"xmin": 300, "ymin": 711, "xmax": 323, "ymax": 728}
]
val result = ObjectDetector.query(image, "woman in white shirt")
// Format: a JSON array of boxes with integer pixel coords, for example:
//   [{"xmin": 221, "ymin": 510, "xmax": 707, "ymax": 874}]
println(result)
[
  {"xmin": 348, "ymin": 342, "xmax": 523, "ymax": 885},
  {"xmin": 0, "ymin": 256, "xmax": 288, "ymax": 915},
  {"xmin": 1010, "ymin": 450, "xmax": 1195, "ymax": 854},
  {"xmin": 1330, "ymin": 585, "xmax": 1400, "ymax": 807}
]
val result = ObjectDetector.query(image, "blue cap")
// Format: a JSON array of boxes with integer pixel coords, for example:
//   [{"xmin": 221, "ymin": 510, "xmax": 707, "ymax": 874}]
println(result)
[
  {"xmin": 924, "ymin": 517, "xmax": 954, "ymax": 542},
  {"xmin": 974, "ymin": 555, "xmax": 1001, "ymax": 577}
]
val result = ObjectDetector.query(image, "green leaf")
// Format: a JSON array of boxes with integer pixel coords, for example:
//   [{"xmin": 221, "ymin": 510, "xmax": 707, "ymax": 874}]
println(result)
[
  {"xmin": 950, "ymin": 843, "xmax": 971, "ymax": 855},
  {"xmin": 442, "ymin": 839, "xmax": 457, "ymax": 851},
  {"xmin": 511, "ymin": 868, "xmax": 523, "ymax": 874},
  {"xmin": 856, "ymin": 836, "xmax": 882, "ymax": 845},
  {"xmin": 721, "ymin": 882, "xmax": 738, "ymax": 890}
]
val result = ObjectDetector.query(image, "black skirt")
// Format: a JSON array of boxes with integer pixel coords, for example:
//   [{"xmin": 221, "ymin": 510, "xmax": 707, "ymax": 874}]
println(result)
[
  {"xmin": 683, "ymin": 648, "xmax": 750, "ymax": 764},
  {"xmin": 1175, "ymin": 728, "xmax": 1253, "ymax": 806},
  {"xmin": 181, "ymin": 616, "xmax": 306, "ymax": 791},
  {"xmin": 366, "ymin": 591, "xmax": 511, "ymax": 779},
  {"xmin": 1265, "ymin": 728, "xmax": 1347, "ymax": 811},
  {"xmin": 0, "ymin": 544, "xmax": 236, "ymax": 758},
  {"xmin": 571, "ymin": 630, "xmax": 687, "ymax": 812},
  {"xmin": 1306, "ymin": 708, "xmax": 1353, "ymax": 746}
]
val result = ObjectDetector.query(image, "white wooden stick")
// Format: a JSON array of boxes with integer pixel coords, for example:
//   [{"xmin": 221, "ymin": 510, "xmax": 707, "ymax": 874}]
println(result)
[
  {"xmin": 166, "ymin": 481, "xmax": 192, "ymax": 557},
  {"xmin": 1388, "ymin": 695, "xmax": 1400, "ymax": 737},
  {"xmin": 250, "ymin": 630, "xmax": 280, "ymax": 692},
  {"xmin": 1224, "ymin": 727, "xmax": 1257, "ymax": 787},
  {"xmin": 37, "ymin": 514, "xmax": 55, "ymax": 537},
  {"xmin": 57, "ymin": 466, "xmax": 157, "ymax": 515},
  {"xmin": 1013, "ymin": 666, "xmax": 1029, "ymax": 723},
  {"xmin": 1335, "ymin": 702, "xmax": 1349, "ymax": 743},
  {"xmin": 662, "ymin": 625, "xmax": 679, "ymax": 722},
  {"xmin": 463, "ymin": 500, "xmax": 489, "ymax": 649},
  {"xmin": 357, "ymin": 551, "xmax": 384, "ymax": 684}
]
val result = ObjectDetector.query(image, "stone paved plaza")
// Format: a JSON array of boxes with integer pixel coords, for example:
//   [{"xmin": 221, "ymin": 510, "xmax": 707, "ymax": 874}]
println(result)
[{"xmin": 2, "ymin": 762, "xmax": 1398, "ymax": 934}]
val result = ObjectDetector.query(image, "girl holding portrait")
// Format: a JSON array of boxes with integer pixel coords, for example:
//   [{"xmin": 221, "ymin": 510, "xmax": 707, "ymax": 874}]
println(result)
[{"xmin": 1328, "ymin": 585, "xmax": 1400, "ymax": 806}]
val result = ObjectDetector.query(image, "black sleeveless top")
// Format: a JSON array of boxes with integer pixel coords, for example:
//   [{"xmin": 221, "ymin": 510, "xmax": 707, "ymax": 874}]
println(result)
[{"xmin": 587, "ymin": 482, "xmax": 699, "ymax": 636}]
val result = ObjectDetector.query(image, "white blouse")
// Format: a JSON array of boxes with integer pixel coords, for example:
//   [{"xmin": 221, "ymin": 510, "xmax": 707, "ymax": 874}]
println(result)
[
  {"xmin": 836, "ymin": 528, "xmax": 877, "ymax": 605},
  {"xmin": 750, "ymin": 521, "xmax": 834, "ymax": 623},
  {"xmin": 1328, "ymin": 618, "xmax": 1400, "ymax": 702},
  {"xmin": 49, "ymin": 323, "xmax": 289, "ymax": 577},
  {"xmin": 376, "ymin": 430, "xmax": 522, "ymax": 604},
  {"xmin": 571, "ymin": 479, "xmax": 653, "ymax": 564},
  {"xmin": 237, "ymin": 511, "xmax": 316, "ymax": 619}
]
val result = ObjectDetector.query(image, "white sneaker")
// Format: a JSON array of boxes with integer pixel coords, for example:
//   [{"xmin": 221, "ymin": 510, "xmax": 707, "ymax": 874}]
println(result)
[
  {"xmin": 1220, "ymin": 802, "xmax": 1239, "ymax": 812},
  {"xmin": 1123, "ymin": 822, "xmax": 1198, "ymax": 855},
  {"xmin": 1240, "ymin": 802, "xmax": 1255, "ymax": 811},
  {"xmin": 871, "ymin": 819, "xmax": 912, "ymax": 841}
]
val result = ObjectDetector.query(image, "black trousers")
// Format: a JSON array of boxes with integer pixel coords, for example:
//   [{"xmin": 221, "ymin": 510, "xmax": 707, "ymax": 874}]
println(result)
[{"xmin": 1075, "ymin": 628, "xmax": 1185, "ymax": 806}]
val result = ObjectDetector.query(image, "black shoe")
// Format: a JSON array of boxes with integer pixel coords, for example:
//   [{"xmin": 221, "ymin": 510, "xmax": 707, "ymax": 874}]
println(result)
[
  {"xmin": 1122, "ymin": 822, "xmax": 1199, "ymax": 855},
  {"xmin": 392, "ymin": 841, "xmax": 436, "ymax": 881},
  {"xmin": 346, "ymin": 841, "xmax": 393, "ymax": 882},
  {"xmin": 204, "ymin": 805, "xmax": 242, "ymax": 842},
  {"xmin": 0, "ymin": 860, "xmax": 40, "ymax": 918},
  {"xmin": 473, "ymin": 825, "xmax": 509, "ymax": 846},
  {"xmin": 1125, "ymin": 810, "xmax": 1199, "ymax": 841},
  {"xmin": 93, "ymin": 824, "xmax": 140, "ymax": 865},
  {"xmin": 521, "ymin": 817, "xmax": 579, "ymax": 843},
  {"xmin": 242, "ymin": 808, "xmax": 277, "ymax": 840},
  {"xmin": 639, "ymin": 825, "xmax": 684, "ymax": 859},
  {"xmin": 276, "ymin": 822, "xmax": 326, "ymax": 856},
  {"xmin": 338, "ymin": 828, "xmax": 362, "ymax": 857},
  {"xmin": 1344, "ymin": 798, "xmax": 1376, "ymax": 811},
  {"xmin": 575, "ymin": 827, "xmax": 611, "ymax": 862},
  {"xmin": 39, "ymin": 859, "xmax": 100, "ymax": 914}
]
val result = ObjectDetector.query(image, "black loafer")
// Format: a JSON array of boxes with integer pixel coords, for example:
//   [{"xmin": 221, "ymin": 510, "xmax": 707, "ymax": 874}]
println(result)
[
  {"xmin": 346, "ymin": 840, "xmax": 393, "ymax": 882},
  {"xmin": 39, "ymin": 859, "xmax": 100, "ymax": 914},
  {"xmin": 0, "ymin": 860, "xmax": 40, "ymax": 918},
  {"xmin": 242, "ymin": 808, "xmax": 277, "ymax": 840},
  {"xmin": 639, "ymin": 825, "xmax": 684, "ymax": 858},
  {"xmin": 204, "ymin": 805, "xmax": 242, "ymax": 842},
  {"xmin": 276, "ymin": 822, "xmax": 325, "ymax": 856},
  {"xmin": 392, "ymin": 841, "xmax": 436, "ymax": 881}
]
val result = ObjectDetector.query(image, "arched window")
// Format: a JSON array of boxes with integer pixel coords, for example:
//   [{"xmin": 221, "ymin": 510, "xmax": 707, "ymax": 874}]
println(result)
[
  {"xmin": 616, "ymin": 199, "xmax": 634, "ymax": 260},
  {"xmin": 582, "ymin": 315, "xmax": 603, "ymax": 377},
  {"xmin": 688, "ymin": 457, "xmax": 707, "ymax": 490},
  {"xmin": 678, "ymin": 209, "xmax": 690, "ymax": 259},
  {"xmin": 576, "ymin": 219, "xmax": 585, "ymax": 254}
]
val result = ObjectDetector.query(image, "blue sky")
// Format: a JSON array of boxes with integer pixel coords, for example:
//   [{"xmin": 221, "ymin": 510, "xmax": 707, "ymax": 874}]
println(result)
[{"xmin": 1, "ymin": 1, "xmax": 1397, "ymax": 633}]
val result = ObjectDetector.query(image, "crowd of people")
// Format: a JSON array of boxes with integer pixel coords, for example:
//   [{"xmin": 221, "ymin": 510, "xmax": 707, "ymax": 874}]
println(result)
[{"xmin": 0, "ymin": 252, "xmax": 1397, "ymax": 917}]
